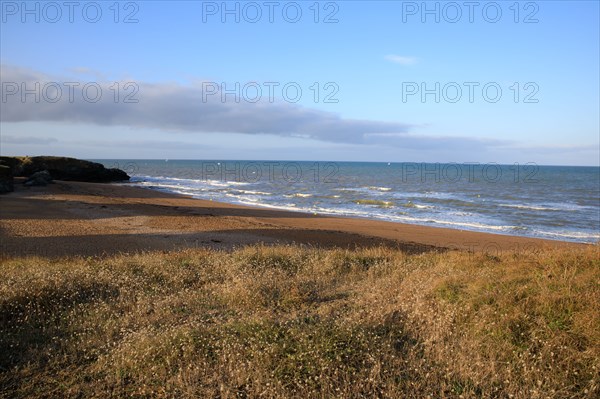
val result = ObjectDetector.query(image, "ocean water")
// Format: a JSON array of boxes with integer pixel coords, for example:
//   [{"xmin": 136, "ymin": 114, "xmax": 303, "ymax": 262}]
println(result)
[{"xmin": 95, "ymin": 160, "xmax": 600, "ymax": 243}]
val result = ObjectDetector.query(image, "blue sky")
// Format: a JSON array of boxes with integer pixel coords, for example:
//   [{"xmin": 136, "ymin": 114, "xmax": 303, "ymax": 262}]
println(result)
[{"xmin": 1, "ymin": 0, "xmax": 599, "ymax": 165}]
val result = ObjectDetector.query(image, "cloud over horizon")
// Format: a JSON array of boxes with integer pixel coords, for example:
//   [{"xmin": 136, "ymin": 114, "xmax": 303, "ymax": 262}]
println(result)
[{"xmin": 2, "ymin": 64, "xmax": 506, "ymax": 152}]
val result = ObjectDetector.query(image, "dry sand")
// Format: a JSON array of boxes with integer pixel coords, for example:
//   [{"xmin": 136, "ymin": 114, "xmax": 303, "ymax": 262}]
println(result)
[{"xmin": 0, "ymin": 179, "xmax": 581, "ymax": 258}]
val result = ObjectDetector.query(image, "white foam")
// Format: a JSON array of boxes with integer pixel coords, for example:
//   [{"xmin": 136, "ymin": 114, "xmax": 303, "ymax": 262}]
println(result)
[
  {"xmin": 235, "ymin": 190, "xmax": 272, "ymax": 196},
  {"xmin": 413, "ymin": 204, "xmax": 433, "ymax": 209},
  {"xmin": 532, "ymin": 229, "xmax": 600, "ymax": 242},
  {"xmin": 367, "ymin": 186, "xmax": 392, "ymax": 192},
  {"xmin": 499, "ymin": 203, "xmax": 562, "ymax": 211}
]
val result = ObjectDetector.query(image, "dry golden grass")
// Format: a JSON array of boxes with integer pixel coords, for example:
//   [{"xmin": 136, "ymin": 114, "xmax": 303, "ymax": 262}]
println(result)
[{"xmin": 0, "ymin": 244, "xmax": 598, "ymax": 398}]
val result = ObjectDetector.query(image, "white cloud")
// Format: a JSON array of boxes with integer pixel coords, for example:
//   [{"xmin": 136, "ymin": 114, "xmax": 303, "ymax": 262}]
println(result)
[{"xmin": 384, "ymin": 55, "xmax": 418, "ymax": 65}]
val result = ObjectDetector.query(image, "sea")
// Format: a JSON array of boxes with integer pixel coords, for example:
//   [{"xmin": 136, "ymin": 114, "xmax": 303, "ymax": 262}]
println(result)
[{"xmin": 94, "ymin": 160, "xmax": 600, "ymax": 244}]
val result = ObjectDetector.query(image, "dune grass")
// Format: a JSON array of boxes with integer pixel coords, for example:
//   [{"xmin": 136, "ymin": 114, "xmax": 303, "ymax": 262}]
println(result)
[{"xmin": 0, "ymin": 244, "xmax": 598, "ymax": 398}]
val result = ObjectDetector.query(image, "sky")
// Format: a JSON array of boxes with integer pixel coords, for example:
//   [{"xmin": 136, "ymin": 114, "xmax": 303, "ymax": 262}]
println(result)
[{"xmin": 1, "ymin": 0, "xmax": 599, "ymax": 165}]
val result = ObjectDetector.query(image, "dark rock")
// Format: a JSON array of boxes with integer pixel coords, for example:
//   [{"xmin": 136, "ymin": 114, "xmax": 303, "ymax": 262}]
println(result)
[
  {"xmin": 0, "ymin": 156, "xmax": 130, "ymax": 183},
  {"xmin": 0, "ymin": 164, "xmax": 14, "ymax": 194},
  {"xmin": 0, "ymin": 157, "xmax": 23, "ymax": 175},
  {"xmin": 24, "ymin": 170, "xmax": 54, "ymax": 186}
]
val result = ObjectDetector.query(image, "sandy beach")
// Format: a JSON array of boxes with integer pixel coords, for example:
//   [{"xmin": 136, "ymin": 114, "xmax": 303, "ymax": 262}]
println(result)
[{"xmin": 0, "ymin": 179, "xmax": 580, "ymax": 258}]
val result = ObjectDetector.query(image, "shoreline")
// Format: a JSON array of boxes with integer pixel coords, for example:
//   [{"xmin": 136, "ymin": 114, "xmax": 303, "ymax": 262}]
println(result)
[
  {"xmin": 129, "ymin": 180, "xmax": 595, "ymax": 245},
  {"xmin": 0, "ymin": 179, "xmax": 585, "ymax": 259},
  {"xmin": 124, "ymin": 166, "xmax": 599, "ymax": 245}
]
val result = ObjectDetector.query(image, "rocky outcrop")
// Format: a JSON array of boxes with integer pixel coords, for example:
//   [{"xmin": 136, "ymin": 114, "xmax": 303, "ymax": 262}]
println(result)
[
  {"xmin": 0, "ymin": 156, "xmax": 130, "ymax": 183},
  {"xmin": 24, "ymin": 170, "xmax": 54, "ymax": 186},
  {"xmin": 0, "ymin": 163, "xmax": 14, "ymax": 193}
]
